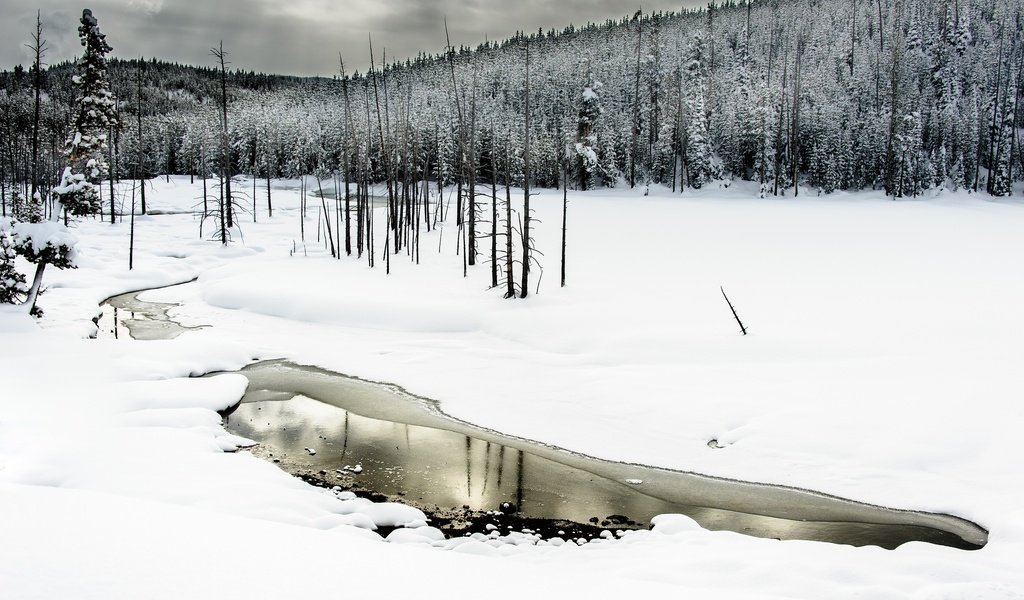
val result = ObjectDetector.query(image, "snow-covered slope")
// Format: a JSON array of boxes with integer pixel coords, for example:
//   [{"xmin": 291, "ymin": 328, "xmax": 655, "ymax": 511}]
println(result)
[{"xmin": 2, "ymin": 176, "xmax": 1022, "ymax": 598}]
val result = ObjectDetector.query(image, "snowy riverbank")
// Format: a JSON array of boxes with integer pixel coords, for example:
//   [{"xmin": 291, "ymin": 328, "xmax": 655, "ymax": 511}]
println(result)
[{"xmin": 2, "ymin": 176, "xmax": 1022, "ymax": 598}]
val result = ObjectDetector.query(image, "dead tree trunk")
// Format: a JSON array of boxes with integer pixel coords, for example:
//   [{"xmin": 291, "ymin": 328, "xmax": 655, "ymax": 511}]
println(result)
[
  {"xmin": 467, "ymin": 63, "xmax": 479, "ymax": 266},
  {"xmin": 340, "ymin": 56, "xmax": 354, "ymax": 256},
  {"xmin": 791, "ymin": 34, "xmax": 803, "ymax": 196},
  {"xmin": 520, "ymin": 41, "xmax": 532, "ymax": 299},
  {"xmin": 137, "ymin": 61, "xmax": 147, "ymax": 219},
  {"xmin": 721, "ymin": 286, "xmax": 748, "ymax": 335},
  {"xmin": 504, "ymin": 134, "xmax": 515, "ymax": 299},
  {"xmin": 369, "ymin": 37, "xmax": 393, "ymax": 274},
  {"xmin": 29, "ymin": 10, "xmax": 45, "ymax": 205},
  {"xmin": 561, "ymin": 155, "xmax": 567, "ymax": 288},
  {"xmin": 212, "ymin": 42, "xmax": 232, "ymax": 232},
  {"xmin": 490, "ymin": 136, "xmax": 498, "ymax": 289}
]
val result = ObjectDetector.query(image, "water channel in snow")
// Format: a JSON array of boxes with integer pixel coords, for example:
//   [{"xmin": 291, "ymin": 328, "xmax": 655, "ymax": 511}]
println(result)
[{"xmin": 97, "ymin": 286, "xmax": 989, "ymax": 550}]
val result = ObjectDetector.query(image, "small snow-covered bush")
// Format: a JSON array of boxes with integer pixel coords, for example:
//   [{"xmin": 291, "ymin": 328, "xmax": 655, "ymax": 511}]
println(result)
[
  {"xmin": 0, "ymin": 225, "xmax": 28, "ymax": 304},
  {"xmin": 11, "ymin": 220, "xmax": 78, "ymax": 270}
]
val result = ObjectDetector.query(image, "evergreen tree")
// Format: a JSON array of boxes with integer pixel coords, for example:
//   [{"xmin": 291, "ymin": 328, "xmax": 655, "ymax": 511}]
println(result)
[
  {"xmin": 0, "ymin": 226, "xmax": 27, "ymax": 304},
  {"xmin": 53, "ymin": 9, "xmax": 118, "ymax": 217},
  {"xmin": 683, "ymin": 34, "xmax": 721, "ymax": 188},
  {"xmin": 575, "ymin": 79, "xmax": 602, "ymax": 190},
  {"xmin": 16, "ymin": 9, "xmax": 116, "ymax": 314}
]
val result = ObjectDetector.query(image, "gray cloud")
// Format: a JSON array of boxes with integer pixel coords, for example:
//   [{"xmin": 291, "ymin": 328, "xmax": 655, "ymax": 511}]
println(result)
[{"xmin": 2, "ymin": 0, "xmax": 700, "ymax": 76}]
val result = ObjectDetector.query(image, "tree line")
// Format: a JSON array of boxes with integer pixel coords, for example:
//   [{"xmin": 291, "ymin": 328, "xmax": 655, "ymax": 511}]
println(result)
[
  {"xmin": 4, "ymin": 0, "xmax": 1024, "ymax": 203},
  {"xmin": 3, "ymin": 0, "xmax": 1024, "ymax": 309}
]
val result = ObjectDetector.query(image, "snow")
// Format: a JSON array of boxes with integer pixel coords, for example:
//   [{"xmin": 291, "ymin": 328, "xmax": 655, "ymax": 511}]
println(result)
[
  {"xmin": 9, "ymin": 220, "xmax": 79, "ymax": 262},
  {"xmin": 1, "ymin": 175, "xmax": 1023, "ymax": 597},
  {"xmin": 52, "ymin": 166, "xmax": 93, "ymax": 197}
]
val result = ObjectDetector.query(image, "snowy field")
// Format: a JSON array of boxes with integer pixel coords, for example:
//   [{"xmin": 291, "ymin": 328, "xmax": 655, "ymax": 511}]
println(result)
[{"xmin": 2, "ymin": 176, "xmax": 1023, "ymax": 598}]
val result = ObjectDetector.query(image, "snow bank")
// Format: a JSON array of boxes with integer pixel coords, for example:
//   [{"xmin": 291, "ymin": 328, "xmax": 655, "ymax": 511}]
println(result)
[{"xmin": 3, "ymin": 176, "xmax": 1022, "ymax": 598}]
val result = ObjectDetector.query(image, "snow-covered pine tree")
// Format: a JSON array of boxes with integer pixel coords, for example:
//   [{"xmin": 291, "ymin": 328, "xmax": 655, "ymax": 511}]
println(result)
[
  {"xmin": 53, "ymin": 9, "xmax": 118, "ymax": 217},
  {"xmin": 16, "ymin": 9, "xmax": 117, "ymax": 314},
  {"xmin": 753, "ymin": 78, "xmax": 776, "ymax": 198},
  {"xmin": 575, "ymin": 78, "xmax": 601, "ymax": 190},
  {"xmin": 894, "ymin": 110, "xmax": 925, "ymax": 197},
  {"xmin": 683, "ymin": 34, "xmax": 721, "ymax": 188},
  {"xmin": 0, "ymin": 226, "xmax": 27, "ymax": 304}
]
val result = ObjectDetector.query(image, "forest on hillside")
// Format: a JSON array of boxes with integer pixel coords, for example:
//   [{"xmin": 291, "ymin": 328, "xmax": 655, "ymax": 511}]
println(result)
[{"xmin": 1, "ymin": 0, "xmax": 1022, "ymax": 212}]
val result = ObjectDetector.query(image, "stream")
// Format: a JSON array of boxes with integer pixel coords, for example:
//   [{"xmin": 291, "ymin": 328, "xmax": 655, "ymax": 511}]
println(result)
[{"xmin": 97, "ymin": 286, "xmax": 989, "ymax": 550}]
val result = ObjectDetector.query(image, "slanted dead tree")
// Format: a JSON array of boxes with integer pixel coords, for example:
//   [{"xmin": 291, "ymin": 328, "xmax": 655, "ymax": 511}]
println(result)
[{"xmin": 720, "ymin": 286, "xmax": 748, "ymax": 335}]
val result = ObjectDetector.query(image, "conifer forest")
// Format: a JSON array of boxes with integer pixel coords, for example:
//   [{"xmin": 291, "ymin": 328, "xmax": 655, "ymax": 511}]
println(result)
[{"xmin": 2, "ymin": 0, "xmax": 1021, "ymax": 216}]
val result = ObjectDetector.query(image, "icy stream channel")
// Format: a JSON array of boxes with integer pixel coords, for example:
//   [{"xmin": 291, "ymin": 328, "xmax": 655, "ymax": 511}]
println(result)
[{"xmin": 98, "ymin": 288, "xmax": 989, "ymax": 550}]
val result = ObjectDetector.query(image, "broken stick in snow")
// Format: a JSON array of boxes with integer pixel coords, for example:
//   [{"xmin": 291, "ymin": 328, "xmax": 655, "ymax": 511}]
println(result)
[{"xmin": 721, "ymin": 286, "xmax": 748, "ymax": 336}]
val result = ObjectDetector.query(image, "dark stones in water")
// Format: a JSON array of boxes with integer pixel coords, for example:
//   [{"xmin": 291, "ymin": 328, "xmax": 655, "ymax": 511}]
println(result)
[{"xmin": 298, "ymin": 470, "xmax": 621, "ymax": 543}]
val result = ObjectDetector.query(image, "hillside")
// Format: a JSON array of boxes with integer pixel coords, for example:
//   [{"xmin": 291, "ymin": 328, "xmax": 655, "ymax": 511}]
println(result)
[{"xmin": 1, "ymin": 0, "xmax": 1020, "ymax": 201}]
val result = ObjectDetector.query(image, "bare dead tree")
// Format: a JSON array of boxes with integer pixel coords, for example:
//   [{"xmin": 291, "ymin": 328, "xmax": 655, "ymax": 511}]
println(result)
[
  {"xmin": 368, "ymin": 35, "xmax": 393, "ymax": 274},
  {"xmin": 520, "ymin": 40, "xmax": 532, "ymax": 299},
  {"xmin": 791, "ymin": 31, "xmax": 804, "ymax": 196},
  {"xmin": 721, "ymin": 286, "xmax": 748, "ymax": 335},
  {"xmin": 504, "ymin": 133, "xmax": 515, "ymax": 299},
  {"xmin": 467, "ymin": 60, "xmax": 479, "ymax": 266},
  {"xmin": 136, "ymin": 59, "xmax": 146, "ymax": 220},
  {"xmin": 561, "ymin": 153, "xmax": 567, "ymax": 288},
  {"xmin": 490, "ymin": 127, "xmax": 499, "ymax": 289},
  {"xmin": 129, "ymin": 169, "xmax": 136, "ymax": 270},
  {"xmin": 340, "ymin": 56, "xmax": 354, "ymax": 256},
  {"xmin": 211, "ymin": 42, "xmax": 232, "ymax": 240},
  {"xmin": 316, "ymin": 178, "xmax": 336, "ymax": 257},
  {"xmin": 27, "ymin": 10, "xmax": 47, "ymax": 205}
]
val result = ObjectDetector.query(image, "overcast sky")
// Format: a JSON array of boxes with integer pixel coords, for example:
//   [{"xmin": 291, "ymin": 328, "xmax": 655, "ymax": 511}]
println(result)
[{"xmin": 2, "ymin": 1, "xmax": 702, "ymax": 77}]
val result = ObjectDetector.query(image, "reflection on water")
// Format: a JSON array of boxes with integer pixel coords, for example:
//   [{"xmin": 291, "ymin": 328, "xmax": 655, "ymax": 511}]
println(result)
[
  {"xmin": 227, "ymin": 396, "xmax": 681, "ymax": 525},
  {"xmin": 312, "ymin": 189, "xmax": 391, "ymax": 208},
  {"xmin": 95, "ymin": 287, "xmax": 205, "ymax": 340}
]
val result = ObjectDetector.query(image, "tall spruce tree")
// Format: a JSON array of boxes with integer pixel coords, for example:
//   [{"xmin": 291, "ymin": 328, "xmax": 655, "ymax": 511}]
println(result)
[
  {"xmin": 575, "ymin": 79, "xmax": 602, "ymax": 190},
  {"xmin": 19, "ymin": 9, "xmax": 116, "ymax": 314},
  {"xmin": 53, "ymin": 9, "xmax": 118, "ymax": 217},
  {"xmin": 683, "ymin": 34, "xmax": 721, "ymax": 188}
]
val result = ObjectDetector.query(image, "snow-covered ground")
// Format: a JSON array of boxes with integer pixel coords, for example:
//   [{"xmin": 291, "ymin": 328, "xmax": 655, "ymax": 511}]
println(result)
[{"xmin": 2, "ymin": 176, "xmax": 1022, "ymax": 598}]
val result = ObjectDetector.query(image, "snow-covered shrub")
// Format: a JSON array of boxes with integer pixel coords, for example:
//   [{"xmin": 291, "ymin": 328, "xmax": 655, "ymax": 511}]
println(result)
[
  {"xmin": 11, "ymin": 220, "xmax": 78, "ymax": 270},
  {"xmin": 0, "ymin": 225, "xmax": 28, "ymax": 304}
]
